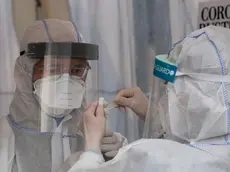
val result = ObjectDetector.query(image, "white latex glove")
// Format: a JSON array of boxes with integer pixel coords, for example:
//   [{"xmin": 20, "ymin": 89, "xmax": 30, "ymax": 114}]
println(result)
[
  {"xmin": 115, "ymin": 87, "xmax": 149, "ymax": 120},
  {"xmin": 83, "ymin": 98, "xmax": 106, "ymax": 151},
  {"xmin": 67, "ymin": 98, "xmax": 107, "ymax": 172},
  {"xmin": 101, "ymin": 130, "xmax": 127, "ymax": 161}
]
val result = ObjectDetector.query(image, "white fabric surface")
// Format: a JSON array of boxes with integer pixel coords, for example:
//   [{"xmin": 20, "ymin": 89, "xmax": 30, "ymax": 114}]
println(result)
[
  {"xmin": 67, "ymin": 139, "xmax": 230, "ymax": 172},
  {"xmin": 68, "ymin": 132, "xmax": 127, "ymax": 172},
  {"xmin": 68, "ymin": 151, "xmax": 104, "ymax": 172}
]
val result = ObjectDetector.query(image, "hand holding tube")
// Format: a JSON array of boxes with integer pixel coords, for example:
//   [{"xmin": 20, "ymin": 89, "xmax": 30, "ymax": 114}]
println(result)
[{"xmin": 83, "ymin": 98, "xmax": 106, "ymax": 151}]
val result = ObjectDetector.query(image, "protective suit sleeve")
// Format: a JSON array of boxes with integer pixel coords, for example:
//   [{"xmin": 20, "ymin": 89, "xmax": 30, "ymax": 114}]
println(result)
[{"xmin": 67, "ymin": 150, "xmax": 104, "ymax": 172}]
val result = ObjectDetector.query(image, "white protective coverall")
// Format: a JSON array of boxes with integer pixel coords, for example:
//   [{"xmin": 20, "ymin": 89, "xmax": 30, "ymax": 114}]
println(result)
[{"xmin": 68, "ymin": 26, "xmax": 230, "ymax": 172}]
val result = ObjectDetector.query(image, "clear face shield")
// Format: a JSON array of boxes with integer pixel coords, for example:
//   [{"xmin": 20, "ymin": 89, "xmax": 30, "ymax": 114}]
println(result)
[
  {"xmin": 9, "ymin": 42, "xmax": 99, "ymax": 133},
  {"xmin": 143, "ymin": 54, "xmax": 176, "ymax": 140}
]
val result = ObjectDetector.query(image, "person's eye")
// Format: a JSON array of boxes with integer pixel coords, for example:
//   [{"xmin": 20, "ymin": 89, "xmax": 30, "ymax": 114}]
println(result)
[
  {"xmin": 38, "ymin": 68, "xmax": 44, "ymax": 72},
  {"xmin": 72, "ymin": 68, "xmax": 84, "ymax": 75},
  {"xmin": 73, "ymin": 68, "xmax": 81, "ymax": 73}
]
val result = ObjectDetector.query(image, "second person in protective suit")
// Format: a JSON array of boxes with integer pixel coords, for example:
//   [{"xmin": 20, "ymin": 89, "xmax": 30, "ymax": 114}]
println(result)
[
  {"xmin": 116, "ymin": 24, "xmax": 230, "ymax": 154},
  {"xmin": 67, "ymin": 25, "xmax": 230, "ymax": 172}
]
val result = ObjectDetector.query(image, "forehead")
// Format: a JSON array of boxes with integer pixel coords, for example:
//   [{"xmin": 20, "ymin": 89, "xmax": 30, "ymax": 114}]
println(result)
[{"xmin": 35, "ymin": 58, "xmax": 87, "ymax": 67}]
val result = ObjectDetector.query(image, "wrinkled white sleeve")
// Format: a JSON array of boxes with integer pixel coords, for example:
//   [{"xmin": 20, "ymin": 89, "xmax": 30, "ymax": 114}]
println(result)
[{"xmin": 67, "ymin": 150, "xmax": 104, "ymax": 172}]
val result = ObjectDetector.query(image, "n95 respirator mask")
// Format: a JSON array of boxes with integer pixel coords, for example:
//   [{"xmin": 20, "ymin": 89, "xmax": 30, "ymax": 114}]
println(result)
[{"xmin": 33, "ymin": 74, "xmax": 86, "ymax": 117}]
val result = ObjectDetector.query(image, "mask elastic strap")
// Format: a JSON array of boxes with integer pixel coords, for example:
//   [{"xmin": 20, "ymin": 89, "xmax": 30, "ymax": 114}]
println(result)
[
  {"xmin": 42, "ymin": 19, "xmax": 54, "ymax": 42},
  {"xmin": 71, "ymin": 21, "xmax": 83, "ymax": 42}
]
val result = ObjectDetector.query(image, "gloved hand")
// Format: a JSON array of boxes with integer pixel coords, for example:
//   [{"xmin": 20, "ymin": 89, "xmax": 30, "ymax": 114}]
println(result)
[
  {"xmin": 77, "ymin": 100, "xmax": 109, "ymax": 137},
  {"xmin": 101, "ymin": 131, "xmax": 123, "ymax": 161},
  {"xmin": 83, "ymin": 98, "xmax": 106, "ymax": 151},
  {"xmin": 115, "ymin": 87, "xmax": 149, "ymax": 120}
]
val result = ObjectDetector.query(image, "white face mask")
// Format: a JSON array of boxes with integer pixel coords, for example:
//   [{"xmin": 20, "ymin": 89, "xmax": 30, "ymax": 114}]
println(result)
[{"xmin": 33, "ymin": 74, "xmax": 86, "ymax": 117}]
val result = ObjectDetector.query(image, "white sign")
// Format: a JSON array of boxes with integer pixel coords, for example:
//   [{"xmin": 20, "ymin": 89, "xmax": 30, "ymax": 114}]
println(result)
[{"xmin": 198, "ymin": 0, "xmax": 230, "ymax": 29}]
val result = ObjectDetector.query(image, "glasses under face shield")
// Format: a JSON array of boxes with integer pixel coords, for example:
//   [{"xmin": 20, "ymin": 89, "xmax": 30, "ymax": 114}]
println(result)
[
  {"xmin": 28, "ymin": 42, "xmax": 96, "ymax": 81},
  {"xmin": 33, "ymin": 58, "xmax": 91, "ymax": 81}
]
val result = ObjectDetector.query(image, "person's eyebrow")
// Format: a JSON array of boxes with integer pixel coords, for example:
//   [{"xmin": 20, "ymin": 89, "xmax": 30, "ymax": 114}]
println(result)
[{"xmin": 72, "ymin": 64, "xmax": 87, "ymax": 68}]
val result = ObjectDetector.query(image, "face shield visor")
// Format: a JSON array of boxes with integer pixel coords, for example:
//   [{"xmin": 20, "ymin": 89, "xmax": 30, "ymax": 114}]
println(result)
[
  {"xmin": 143, "ymin": 54, "xmax": 175, "ymax": 140},
  {"xmin": 9, "ymin": 42, "xmax": 99, "ymax": 133},
  {"xmin": 143, "ymin": 28, "xmax": 230, "ymax": 143}
]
